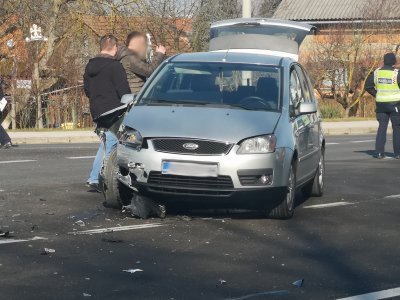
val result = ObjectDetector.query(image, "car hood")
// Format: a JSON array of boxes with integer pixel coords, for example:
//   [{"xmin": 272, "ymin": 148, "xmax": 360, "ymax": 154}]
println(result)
[{"xmin": 122, "ymin": 105, "xmax": 281, "ymax": 143}]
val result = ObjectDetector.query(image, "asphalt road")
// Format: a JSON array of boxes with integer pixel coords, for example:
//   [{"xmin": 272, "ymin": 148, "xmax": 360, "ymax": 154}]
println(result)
[{"xmin": 0, "ymin": 135, "xmax": 399, "ymax": 300}]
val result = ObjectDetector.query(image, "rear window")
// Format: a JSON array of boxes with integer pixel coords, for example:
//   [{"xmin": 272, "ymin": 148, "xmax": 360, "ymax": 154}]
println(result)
[{"xmin": 140, "ymin": 62, "xmax": 281, "ymax": 111}]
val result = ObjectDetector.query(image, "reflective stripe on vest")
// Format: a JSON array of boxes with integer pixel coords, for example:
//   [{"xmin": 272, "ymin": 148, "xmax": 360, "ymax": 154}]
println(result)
[{"xmin": 374, "ymin": 68, "xmax": 400, "ymax": 102}]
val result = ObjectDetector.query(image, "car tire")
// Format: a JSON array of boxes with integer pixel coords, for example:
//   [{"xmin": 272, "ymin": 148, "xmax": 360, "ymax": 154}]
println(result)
[
  {"xmin": 102, "ymin": 148, "xmax": 133, "ymax": 209},
  {"xmin": 302, "ymin": 150, "xmax": 325, "ymax": 198},
  {"xmin": 268, "ymin": 163, "xmax": 296, "ymax": 219}
]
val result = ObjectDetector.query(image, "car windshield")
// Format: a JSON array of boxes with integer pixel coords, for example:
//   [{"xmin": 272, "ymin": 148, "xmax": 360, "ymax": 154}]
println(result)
[{"xmin": 140, "ymin": 62, "xmax": 281, "ymax": 111}]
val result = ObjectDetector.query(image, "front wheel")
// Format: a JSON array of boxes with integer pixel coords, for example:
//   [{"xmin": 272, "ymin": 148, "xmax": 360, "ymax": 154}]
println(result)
[
  {"xmin": 102, "ymin": 148, "xmax": 133, "ymax": 208},
  {"xmin": 268, "ymin": 163, "xmax": 296, "ymax": 219}
]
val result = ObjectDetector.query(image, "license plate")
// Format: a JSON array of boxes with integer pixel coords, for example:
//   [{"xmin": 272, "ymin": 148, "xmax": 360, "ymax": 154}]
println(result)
[{"xmin": 162, "ymin": 161, "xmax": 218, "ymax": 177}]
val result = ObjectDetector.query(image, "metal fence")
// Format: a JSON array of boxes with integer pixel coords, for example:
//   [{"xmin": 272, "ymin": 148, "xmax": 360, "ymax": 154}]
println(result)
[{"xmin": 2, "ymin": 84, "xmax": 94, "ymax": 129}]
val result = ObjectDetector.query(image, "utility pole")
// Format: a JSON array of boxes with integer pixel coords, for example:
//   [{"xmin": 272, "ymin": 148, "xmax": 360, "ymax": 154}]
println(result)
[{"xmin": 242, "ymin": 0, "xmax": 252, "ymax": 18}]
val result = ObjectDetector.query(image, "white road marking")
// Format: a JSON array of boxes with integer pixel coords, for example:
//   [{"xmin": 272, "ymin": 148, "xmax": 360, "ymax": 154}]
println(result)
[
  {"xmin": 303, "ymin": 201, "xmax": 353, "ymax": 209},
  {"xmin": 69, "ymin": 223, "xmax": 164, "ymax": 235},
  {"xmin": 0, "ymin": 236, "xmax": 47, "ymax": 245},
  {"xmin": 0, "ymin": 189, "xmax": 4, "ymax": 192},
  {"xmin": 350, "ymin": 139, "xmax": 375, "ymax": 143},
  {"xmin": 66, "ymin": 156, "xmax": 96, "ymax": 160},
  {"xmin": 337, "ymin": 287, "xmax": 400, "ymax": 300},
  {"xmin": 0, "ymin": 160, "xmax": 37, "ymax": 164},
  {"xmin": 384, "ymin": 194, "xmax": 400, "ymax": 199},
  {"xmin": 327, "ymin": 142, "xmax": 340, "ymax": 145}
]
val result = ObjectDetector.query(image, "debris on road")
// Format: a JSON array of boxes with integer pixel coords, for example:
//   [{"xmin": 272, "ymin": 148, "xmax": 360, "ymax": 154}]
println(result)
[
  {"xmin": 218, "ymin": 279, "xmax": 227, "ymax": 285},
  {"xmin": 101, "ymin": 237, "xmax": 123, "ymax": 243},
  {"xmin": 75, "ymin": 220, "xmax": 86, "ymax": 227},
  {"xmin": 41, "ymin": 248, "xmax": 56, "ymax": 255},
  {"xmin": 122, "ymin": 269, "xmax": 143, "ymax": 274},
  {"xmin": 83, "ymin": 293, "xmax": 92, "ymax": 297},
  {"xmin": 0, "ymin": 230, "xmax": 10, "ymax": 237},
  {"xmin": 178, "ymin": 215, "xmax": 192, "ymax": 222},
  {"xmin": 292, "ymin": 279, "xmax": 304, "ymax": 287},
  {"xmin": 31, "ymin": 225, "xmax": 38, "ymax": 231},
  {"xmin": 122, "ymin": 195, "xmax": 166, "ymax": 219},
  {"xmin": 39, "ymin": 198, "xmax": 46, "ymax": 201}
]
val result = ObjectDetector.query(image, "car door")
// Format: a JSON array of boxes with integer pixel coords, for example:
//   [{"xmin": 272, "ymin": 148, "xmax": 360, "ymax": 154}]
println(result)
[
  {"xmin": 289, "ymin": 66, "xmax": 315, "ymax": 184},
  {"xmin": 296, "ymin": 65, "xmax": 320, "ymax": 175}
]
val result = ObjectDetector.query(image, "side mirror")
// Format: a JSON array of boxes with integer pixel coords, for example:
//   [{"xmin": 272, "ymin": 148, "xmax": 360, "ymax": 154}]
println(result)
[
  {"xmin": 298, "ymin": 102, "xmax": 317, "ymax": 115},
  {"xmin": 121, "ymin": 94, "xmax": 135, "ymax": 105}
]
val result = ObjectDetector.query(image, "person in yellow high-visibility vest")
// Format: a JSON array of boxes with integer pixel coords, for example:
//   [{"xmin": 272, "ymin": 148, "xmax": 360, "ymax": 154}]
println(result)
[{"xmin": 366, "ymin": 53, "xmax": 400, "ymax": 159}]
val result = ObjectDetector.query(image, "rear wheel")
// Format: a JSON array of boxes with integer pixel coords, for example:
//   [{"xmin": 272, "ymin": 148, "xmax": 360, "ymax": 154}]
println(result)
[
  {"xmin": 102, "ymin": 148, "xmax": 133, "ymax": 208},
  {"xmin": 269, "ymin": 163, "xmax": 296, "ymax": 219},
  {"xmin": 302, "ymin": 150, "xmax": 325, "ymax": 198}
]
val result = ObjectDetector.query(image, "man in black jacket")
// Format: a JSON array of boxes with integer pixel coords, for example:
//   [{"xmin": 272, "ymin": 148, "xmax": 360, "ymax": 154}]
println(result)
[
  {"xmin": 84, "ymin": 35, "xmax": 131, "ymax": 120},
  {"xmin": 365, "ymin": 53, "xmax": 400, "ymax": 159},
  {"xmin": 83, "ymin": 35, "xmax": 131, "ymax": 190},
  {"xmin": 0, "ymin": 77, "xmax": 12, "ymax": 149}
]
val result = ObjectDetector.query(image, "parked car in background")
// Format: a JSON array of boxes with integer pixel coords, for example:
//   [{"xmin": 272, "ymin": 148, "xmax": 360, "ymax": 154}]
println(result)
[{"xmin": 103, "ymin": 19, "xmax": 325, "ymax": 219}]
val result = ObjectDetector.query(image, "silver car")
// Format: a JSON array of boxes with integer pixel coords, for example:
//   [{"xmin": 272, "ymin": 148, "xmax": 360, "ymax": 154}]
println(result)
[{"xmin": 105, "ymin": 19, "xmax": 325, "ymax": 219}]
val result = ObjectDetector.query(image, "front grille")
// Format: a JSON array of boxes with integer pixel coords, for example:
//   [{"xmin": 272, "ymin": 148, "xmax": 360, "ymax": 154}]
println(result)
[
  {"xmin": 151, "ymin": 138, "xmax": 233, "ymax": 155},
  {"xmin": 147, "ymin": 171, "xmax": 234, "ymax": 196}
]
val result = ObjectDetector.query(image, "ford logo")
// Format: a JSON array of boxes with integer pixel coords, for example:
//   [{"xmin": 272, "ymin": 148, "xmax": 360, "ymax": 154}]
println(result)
[{"xmin": 183, "ymin": 143, "xmax": 199, "ymax": 150}]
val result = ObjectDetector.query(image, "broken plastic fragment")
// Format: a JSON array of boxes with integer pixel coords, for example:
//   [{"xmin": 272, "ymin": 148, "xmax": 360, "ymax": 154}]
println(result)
[
  {"xmin": 178, "ymin": 215, "xmax": 192, "ymax": 221},
  {"xmin": 75, "ymin": 220, "xmax": 86, "ymax": 227},
  {"xmin": 41, "ymin": 248, "xmax": 56, "ymax": 255},
  {"xmin": 122, "ymin": 195, "xmax": 166, "ymax": 219},
  {"xmin": 122, "ymin": 269, "xmax": 143, "ymax": 274},
  {"xmin": 0, "ymin": 230, "xmax": 10, "ymax": 237},
  {"xmin": 218, "ymin": 279, "xmax": 227, "ymax": 285},
  {"xmin": 292, "ymin": 279, "xmax": 304, "ymax": 287}
]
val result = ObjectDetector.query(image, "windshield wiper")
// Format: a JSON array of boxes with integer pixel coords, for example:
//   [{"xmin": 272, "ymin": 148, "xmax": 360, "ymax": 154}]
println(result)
[{"xmin": 142, "ymin": 98, "xmax": 209, "ymax": 106}]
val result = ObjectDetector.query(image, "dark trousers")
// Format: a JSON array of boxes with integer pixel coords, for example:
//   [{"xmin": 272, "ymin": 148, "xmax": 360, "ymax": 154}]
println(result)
[
  {"xmin": 376, "ymin": 112, "xmax": 400, "ymax": 155},
  {"xmin": 0, "ymin": 124, "xmax": 11, "ymax": 145}
]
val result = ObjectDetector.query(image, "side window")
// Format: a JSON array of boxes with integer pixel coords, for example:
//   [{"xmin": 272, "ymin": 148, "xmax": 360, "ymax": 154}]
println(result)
[
  {"xmin": 295, "ymin": 65, "xmax": 313, "ymax": 103},
  {"xmin": 289, "ymin": 68, "xmax": 303, "ymax": 114}
]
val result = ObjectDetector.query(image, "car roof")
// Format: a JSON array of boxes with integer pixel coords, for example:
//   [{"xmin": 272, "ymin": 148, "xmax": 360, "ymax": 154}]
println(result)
[{"xmin": 169, "ymin": 51, "xmax": 293, "ymax": 67}]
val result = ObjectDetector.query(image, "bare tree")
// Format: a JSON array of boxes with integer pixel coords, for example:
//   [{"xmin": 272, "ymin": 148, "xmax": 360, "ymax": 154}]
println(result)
[
  {"xmin": 191, "ymin": 0, "xmax": 242, "ymax": 52},
  {"xmin": 134, "ymin": 0, "xmax": 197, "ymax": 53},
  {"xmin": 302, "ymin": 0, "xmax": 399, "ymax": 117},
  {"xmin": 256, "ymin": 0, "xmax": 282, "ymax": 17},
  {"xmin": 1, "ymin": 0, "xmax": 137, "ymax": 128}
]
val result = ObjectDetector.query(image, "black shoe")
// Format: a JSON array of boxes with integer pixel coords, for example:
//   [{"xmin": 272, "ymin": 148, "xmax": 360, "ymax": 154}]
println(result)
[
  {"xmin": 1, "ymin": 142, "xmax": 12, "ymax": 149},
  {"xmin": 86, "ymin": 182, "xmax": 101, "ymax": 193},
  {"xmin": 375, "ymin": 153, "xmax": 386, "ymax": 159}
]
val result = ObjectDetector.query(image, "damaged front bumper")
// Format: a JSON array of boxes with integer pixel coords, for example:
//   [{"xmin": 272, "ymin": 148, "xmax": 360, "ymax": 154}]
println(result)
[{"xmin": 116, "ymin": 143, "xmax": 293, "ymax": 204}]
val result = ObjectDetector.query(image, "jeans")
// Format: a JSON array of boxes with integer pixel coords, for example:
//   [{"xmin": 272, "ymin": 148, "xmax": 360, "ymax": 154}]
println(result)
[
  {"xmin": 87, "ymin": 131, "xmax": 118, "ymax": 184},
  {"xmin": 376, "ymin": 111, "xmax": 400, "ymax": 155},
  {"xmin": 0, "ymin": 124, "xmax": 11, "ymax": 145}
]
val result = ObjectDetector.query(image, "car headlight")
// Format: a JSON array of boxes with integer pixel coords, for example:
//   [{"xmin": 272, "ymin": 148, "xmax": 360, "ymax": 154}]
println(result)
[
  {"xmin": 119, "ymin": 126, "xmax": 143, "ymax": 149},
  {"xmin": 237, "ymin": 135, "xmax": 276, "ymax": 154}
]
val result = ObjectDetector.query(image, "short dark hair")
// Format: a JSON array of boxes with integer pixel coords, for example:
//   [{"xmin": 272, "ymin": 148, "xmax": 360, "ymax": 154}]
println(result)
[
  {"xmin": 126, "ymin": 31, "xmax": 146, "ymax": 46},
  {"xmin": 100, "ymin": 34, "xmax": 118, "ymax": 51}
]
